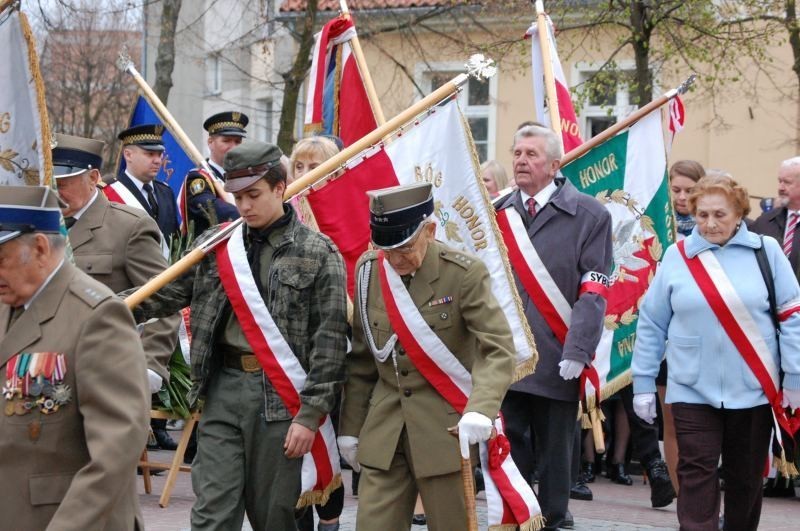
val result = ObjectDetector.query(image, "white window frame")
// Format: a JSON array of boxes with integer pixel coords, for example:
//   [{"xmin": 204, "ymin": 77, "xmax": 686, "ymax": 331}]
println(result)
[
  {"xmin": 206, "ymin": 53, "xmax": 222, "ymax": 96},
  {"xmin": 414, "ymin": 61, "xmax": 497, "ymax": 161},
  {"xmin": 255, "ymin": 97, "xmax": 274, "ymax": 142}
]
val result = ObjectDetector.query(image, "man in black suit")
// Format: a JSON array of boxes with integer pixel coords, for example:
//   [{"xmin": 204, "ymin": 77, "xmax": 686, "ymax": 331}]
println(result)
[
  {"xmin": 113, "ymin": 124, "xmax": 180, "ymax": 243},
  {"xmin": 751, "ymin": 157, "xmax": 800, "ymax": 276}
]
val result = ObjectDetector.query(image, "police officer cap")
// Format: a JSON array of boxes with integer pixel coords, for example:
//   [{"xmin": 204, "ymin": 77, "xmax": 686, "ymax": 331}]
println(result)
[
  {"xmin": 117, "ymin": 124, "xmax": 166, "ymax": 152},
  {"xmin": 0, "ymin": 186, "xmax": 66, "ymax": 245},
  {"xmin": 204, "ymin": 111, "xmax": 249, "ymax": 137},
  {"xmin": 223, "ymin": 141, "xmax": 283, "ymax": 193},
  {"xmin": 368, "ymin": 182, "xmax": 434, "ymax": 249},
  {"xmin": 52, "ymin": 133, "xmax": 105, "ymax": 179}
]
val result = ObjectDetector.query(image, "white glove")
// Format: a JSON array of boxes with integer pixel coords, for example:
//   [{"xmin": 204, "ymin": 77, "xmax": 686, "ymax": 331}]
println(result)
[
  {"xmin": 782, "ymin": 388, "xmax": 800, "ymax": 410},
  {"xmin": 337, "ymin": 436, "xmax": 360, "ymax": 473},
  {"xmin": 558, "ymin": 359, "xmax": 585, "ymax": 380},
  {"xmin": 457, "ymin": 411, "xmax": 493, "ymax": 459},
  {"xmin": 633, "ymin": 393, "xmax": 658, "ymax": 424},
  {"xmin": 147, "ymin": 369, "xmax": 164, "ymax": 394}
]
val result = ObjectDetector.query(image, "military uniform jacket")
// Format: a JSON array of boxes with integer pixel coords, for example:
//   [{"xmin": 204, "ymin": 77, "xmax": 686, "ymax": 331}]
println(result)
[
  {"xmin": 70, "ymin": 192, "xmax": 179, "ymax": 380},
  {"xmin": 126, "ymin": 208, "xmax": 348, "ymax": 431},
  {"xmin": 495, "ymin": 179, "xmax": 613, "ymax": 402},
  {"xmin": 0, "ymin": 263, "xmax": 150, "ymax": 531},
  {"xmin": 112, "ymin": 172, "xmax": 180, "ymax": 241},
  {"xmin": 751, "ymin": 206, "xmax": 800, "ymax": 275},
  {"xmin": 181, "ymin": 166, "xmax": 239, "ymax": 238},
  {"xmin": 339, "ymin": 241, "xmax": 515, "ymax": 478}
]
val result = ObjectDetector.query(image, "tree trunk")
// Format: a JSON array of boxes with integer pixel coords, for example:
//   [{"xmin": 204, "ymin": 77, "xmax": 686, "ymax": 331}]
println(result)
[
  {"xmin": 154, "ymin": 0, "xmax": 182, "ymax": 105},
  {"xmin": 787, "ymin": 0, "xmax": 800, "ymax": 150},
  {"xmin": 277, "ymin": 0, "xmax": 319, "ymax": 153},
  {"xmin": 629, "ymin": 0, "xmax": 653, "ymax": 107}
]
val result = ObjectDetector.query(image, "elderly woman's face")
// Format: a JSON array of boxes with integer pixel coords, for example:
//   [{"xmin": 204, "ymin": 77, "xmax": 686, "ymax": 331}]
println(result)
[{"xmin": 695, "ymin": 192, "xmax": 741, "ymax": 246}]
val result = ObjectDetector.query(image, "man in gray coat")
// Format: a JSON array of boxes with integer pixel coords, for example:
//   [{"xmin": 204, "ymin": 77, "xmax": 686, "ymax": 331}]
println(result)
[{"xmin": 495, "ymin": 125, "xmax": 612, "ymax": 530}]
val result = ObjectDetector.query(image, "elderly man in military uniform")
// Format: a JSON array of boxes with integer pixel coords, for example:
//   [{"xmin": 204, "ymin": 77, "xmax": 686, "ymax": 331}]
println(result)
[
  {"xmin": 0, "ymin": 186, "xmax": 150, "ymax": 530},
  {"xmin": 338, "ymin": 183, "xmax": 516, "ymax": 530},
  {"xmin": 52, "ymin": 132, "xmax": 181, "ymax": 451},
  {"xmin": 124, "ymin": 141, "xmax": 348, "ymax": 530},
  {"xmin": 179, "ymin": 111, "xmax": 248, "ymax": 238},
  {"xmin": 108, "ymin": 124, "xmax": 180, "ymax": 241}
]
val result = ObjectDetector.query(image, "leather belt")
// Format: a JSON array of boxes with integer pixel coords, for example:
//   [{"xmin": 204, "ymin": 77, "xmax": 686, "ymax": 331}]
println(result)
[{"xmin": 220, "ymin": 348, "xmax": 261, "ymax": 372}]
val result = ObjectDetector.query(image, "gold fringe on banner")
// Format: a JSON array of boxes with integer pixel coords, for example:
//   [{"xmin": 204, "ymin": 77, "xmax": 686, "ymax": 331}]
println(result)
[
  {"xmin": 295, "ymin": 473, "xmax": 342, "ymax": 509},
  {"xmin": 489, "ymin": 512, "xmax": 545, "ymax": 531},
  {"xmin": 456, "ymin": 103, "xmax": 538, "ymax": 381},
  {"xmin": 772, "ymin": 452, "xmax": 800, "ymax": 479},
  {"xmin": 332, "ymin": 45, "xmax": 343, "ymax": 137}
]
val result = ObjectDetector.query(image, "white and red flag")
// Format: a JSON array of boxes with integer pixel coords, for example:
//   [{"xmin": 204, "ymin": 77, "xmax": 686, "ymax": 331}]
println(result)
[{"xmin": 525, "ymin": 16, "xmax": 583, "ymax": 152}]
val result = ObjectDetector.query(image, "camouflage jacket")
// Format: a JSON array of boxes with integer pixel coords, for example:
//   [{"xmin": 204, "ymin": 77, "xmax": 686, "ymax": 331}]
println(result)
[{"xmin": 128, "ymin": 208, "xmax": 348, "ymax": 430}]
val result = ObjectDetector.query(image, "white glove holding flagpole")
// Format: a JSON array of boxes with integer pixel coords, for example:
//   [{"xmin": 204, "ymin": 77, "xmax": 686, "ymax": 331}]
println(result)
[
  {"xmin": 457, "ymin": 411, "xmax": 494, "ymax": 459},
  {"xmin": 782, "ymin": 388, "xmax": 800, "ymax": 411},
  {"xmin": 337, "ymin": 436, "xmax": 360, "ymax": 473},
  {"xmin": 633, "ymin": 393, "xmax": 658, "ymax": 424}
]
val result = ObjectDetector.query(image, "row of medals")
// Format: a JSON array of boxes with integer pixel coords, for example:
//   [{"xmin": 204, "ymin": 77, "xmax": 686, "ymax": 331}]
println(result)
[{"xmin": 4, "ymin": 379, "xmax": 72, "ymax": 441}]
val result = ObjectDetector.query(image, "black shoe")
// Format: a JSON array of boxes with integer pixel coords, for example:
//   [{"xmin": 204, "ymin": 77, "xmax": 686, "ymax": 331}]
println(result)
[
  {"xmin": 764, "ymin": 476, "xmax": 796, "ymax": 497},
  {"xmin": 607, "ymin": 462, "xmax": 633, "ymax": 486},
  {"xmin": 559, "ymin": 510, "xmax": 575, "ymax": 529},
  {"xmin": 580, "ymin": 461, "xmax": 595, "ymax": 483},
  {"xmin": 474, "ymin": 466, "xmax": 485, "ymax": 494},
  {"xmin": 153, "ymin": 428, "xmax": 178, "ymax": 451},
  {"xmin": 646, "ymin": 459, "xmax": 676, "ymax": 508},
  {"xmin": 570, "ymin": 479, "xmax": 593, "ymax": 501},
  {"xmin": 412, "ymin": 514, "xmax": 426, "ymax": 525},
  {"xmin": 351, "ymin": 470, "xmax": 360, "ymax": 497}
]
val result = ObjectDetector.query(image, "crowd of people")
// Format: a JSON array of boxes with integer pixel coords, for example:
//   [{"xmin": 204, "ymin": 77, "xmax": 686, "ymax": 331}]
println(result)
[{"xmin": 1, "ymin": 110, "xmax": 799, "ymax": 531}]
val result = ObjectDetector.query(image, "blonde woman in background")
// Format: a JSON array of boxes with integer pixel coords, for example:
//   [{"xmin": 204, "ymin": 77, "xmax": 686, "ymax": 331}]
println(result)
[{"xmin": 481, "ymin": 159, "xmax": 510, "ymax": 198}]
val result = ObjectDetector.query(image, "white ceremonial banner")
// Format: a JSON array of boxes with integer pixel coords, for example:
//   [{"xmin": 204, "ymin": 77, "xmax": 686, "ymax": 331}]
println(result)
[
  {"xmin": 0, "ymin": 6, "xmax": 51, "ymax": 186},
  {"xmin": 386, "ymin": 99, "xmax": 537, "ymax": 376}
]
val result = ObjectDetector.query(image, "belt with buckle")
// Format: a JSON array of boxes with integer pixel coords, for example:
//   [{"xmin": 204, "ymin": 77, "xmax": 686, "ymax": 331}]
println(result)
[{"xmin": 221, "ymin": 349, "xmax": 261, "ymax": 372}]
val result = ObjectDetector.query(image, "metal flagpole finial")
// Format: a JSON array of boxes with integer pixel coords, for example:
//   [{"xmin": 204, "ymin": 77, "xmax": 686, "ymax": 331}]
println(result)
[
  {"xmin": 677, "ymin": 74, "xmax": 697, "ymax": 95},
  {"xmin": 116, "ymin": 47, "xmax": 135, "ymax": 74},
  {"xmin": 465, "ymin": 54, "xmax": 496, "ymax": 81}
]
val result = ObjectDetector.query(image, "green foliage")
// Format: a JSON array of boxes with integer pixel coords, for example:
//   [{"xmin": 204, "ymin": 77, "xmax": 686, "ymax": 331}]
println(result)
[{"xmin": 157, "ymin": 348, "xmax": 192, "ymax": 419}]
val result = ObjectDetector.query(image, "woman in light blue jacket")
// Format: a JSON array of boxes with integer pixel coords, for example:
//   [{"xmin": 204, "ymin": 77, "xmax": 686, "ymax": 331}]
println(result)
[{"xmin": 632, "ymin": 175, "xmax": 800, "ymax": 531}]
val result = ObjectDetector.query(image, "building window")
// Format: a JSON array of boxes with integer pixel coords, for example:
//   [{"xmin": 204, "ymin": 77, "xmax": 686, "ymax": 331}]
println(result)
[
  {"xmin": 206, "ymin": 53, "xmax": 222, "ymax": 95},
  {"xmin": 256, "ymin": 98, "xmax": 273, "ymax": 142},
  {"xmin": 573, "ymin": 65, "xmax": 641, "ymax": 137},
  {"xmin": 421, "ymin": 66, "xmax": 496, "ymax": 162}
]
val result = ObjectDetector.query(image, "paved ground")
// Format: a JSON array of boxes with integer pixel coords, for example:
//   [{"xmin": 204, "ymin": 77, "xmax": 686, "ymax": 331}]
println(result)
[{"xmin": 140, "ymin": 446, "xmax": 798, "ymax": 530}]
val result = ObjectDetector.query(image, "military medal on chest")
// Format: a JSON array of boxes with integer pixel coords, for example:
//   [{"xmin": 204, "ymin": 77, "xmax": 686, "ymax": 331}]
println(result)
[{"xmin": 3, "ymin": 353, "xmax": 71, "ymax": 427}]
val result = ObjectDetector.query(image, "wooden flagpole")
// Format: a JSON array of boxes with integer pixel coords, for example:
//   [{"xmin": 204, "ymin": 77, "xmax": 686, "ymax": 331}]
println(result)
[
  {"xmin": 339, "ymin": 0, "xmax": 387, "ymax": 126},
  {"xmin": 534, "ymin": 0, "xmax": 563, "ymax": 153},
  {"xmin": 124, "ymin": 60, "xmax": 496, "ymax": 309}
]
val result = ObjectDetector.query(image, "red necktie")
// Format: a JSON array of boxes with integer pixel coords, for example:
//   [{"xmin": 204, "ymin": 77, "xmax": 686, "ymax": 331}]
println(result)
[
  {"xmin": 526, "ymin": 197, "xmax": 537, "ymax": 218},
  {"xmin": 784, "ymin": 212, "xmax": 798, "ymax": 257}
]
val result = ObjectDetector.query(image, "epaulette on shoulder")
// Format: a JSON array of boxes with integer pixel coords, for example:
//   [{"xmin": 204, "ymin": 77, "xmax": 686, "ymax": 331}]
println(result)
[
  {"xmin": 154, "ymin": 180, "xmax": 172, "ymax": 190},
  {"xmin": 107, "ymin": 200, "xmax": 146, "ymax": 218},
  {"xmin": 96, "ymin": 181, "xmax": 107, "ymax": 189},
  {"xmin": 70, "ymin": 281, "xmax": 111, "ymax": 309},
  {"xmin": 439, "ymin": 248, "xmax": 475, "ymax": 270}
]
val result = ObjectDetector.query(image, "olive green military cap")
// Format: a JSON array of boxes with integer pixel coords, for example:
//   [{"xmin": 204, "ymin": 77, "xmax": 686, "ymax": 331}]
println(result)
[
  {"xmin": 367, "ymin": 182, "xmax": 434, "ymax": 249},
  {"xmin": 52, "ymin": 133, "xmax": 106, "ymax": 178},
  {"xmin": 0, "ymin": 186, "xmax": 66, "ymax": 245},
  {"xmin": 223, "ymin": 141, "xmax": 284, "ymax": 193}
]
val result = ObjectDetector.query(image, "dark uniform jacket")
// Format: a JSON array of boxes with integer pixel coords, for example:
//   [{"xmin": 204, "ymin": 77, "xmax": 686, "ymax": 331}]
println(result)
[
  {"xmin": 495, "ymin": 179, "xmax": 613, "ymax": 402},
  {"xmin": 70, "ymin": 192, "xmax": 179, "ymax": 380},
  {"xmin": 112, "ymin": 171, "xmax": 179, "ymax": 242},
  {"xmin": 339, "ymin": 241, "xmax": 515, "ymax": 478},
  {"xmin": 181, "ymin": 167, "xmax": 239, "ymax": 237},
  {"xmin": 0, "ymin": 263, "xmax": 149, "ymax": 530},
  {"xmin": 126, "ymin": 207, "xmax": 348, "ymax": 431},
  {"xmin": 751, "ymin": 206, "xmax": 800, "ymax": 276}
]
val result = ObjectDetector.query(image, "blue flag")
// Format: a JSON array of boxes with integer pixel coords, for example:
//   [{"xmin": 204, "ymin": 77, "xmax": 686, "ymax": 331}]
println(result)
[{"xmin": 117, "ymin": 96, "xmax": 194, "ymax": 204}]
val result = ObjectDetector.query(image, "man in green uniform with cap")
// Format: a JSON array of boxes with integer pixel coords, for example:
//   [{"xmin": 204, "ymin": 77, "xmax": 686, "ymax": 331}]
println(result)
[
  {"xmin": 125, "ymin": 141, "xmax": 348, "ymax": 530},
  {"xmin": 339, "ymin": 182, "xmax": 517, "ymax": 530}
]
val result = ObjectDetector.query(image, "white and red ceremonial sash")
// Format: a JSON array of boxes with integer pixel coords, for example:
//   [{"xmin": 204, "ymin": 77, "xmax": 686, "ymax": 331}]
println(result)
[
  {"xmin": 375, "ymin": 252, "xmax": 543, "ymax": 531},
  {"xmin": 677, "ymin": 240, "xmax": 800, "ymax": 437},
  {"xmin": 215, "ymin": 223, "xmax": 341, "ymax": 506},
  {"xmin": 496, "ymin": 206, "xmax": 607, "ymax": 407},
  {"xmin": 102, "ymin": 180, "xmax": 145, "ymax": 210}
]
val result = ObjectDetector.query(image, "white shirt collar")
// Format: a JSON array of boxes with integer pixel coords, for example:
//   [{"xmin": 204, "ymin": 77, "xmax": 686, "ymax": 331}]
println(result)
[
  {"xmin": 125, "ymin": 170, "xmax": 151, "ymax": 195},
  {"xmin": 208, "ymin": 159, "xmax": 225, "ymax": 177},
  {"xmin": 72, "ymin": 189, "xmax": 98, "ymax": 221},
  {"xmin": 25, "ymin": 259, "xmax": 65, "ymax": 310},
  {"xmin": 519, "ymin": 179, "xmax": 557, "ymax": 210}
]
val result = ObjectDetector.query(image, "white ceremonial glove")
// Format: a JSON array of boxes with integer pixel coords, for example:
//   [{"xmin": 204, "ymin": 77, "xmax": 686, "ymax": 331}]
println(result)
[
  {"xmin": 147, "ymin": 369, "xmax": 164, "ymax": 394},
  {"xmin": 337, "ymin": 436, "xmax": 361, "ymax": 473},
  {"xmin": 457, "ymin": 411, "xmax": 494, "ymax": 459},
  {"xmin": 782, "ymin": 388, "xmax": 800, "ymax": 411},
  {"xmin": 558, "ymin": 359, "xmax": 585, "ymax": 381},
  {"xmin": 633, "ymin": 393, "xmax": 658, "ymax": 425}
]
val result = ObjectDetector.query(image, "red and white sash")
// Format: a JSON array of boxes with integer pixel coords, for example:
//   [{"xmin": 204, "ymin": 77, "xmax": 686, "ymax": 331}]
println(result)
[
  {"xmin": 102, "ymin": 181, "xmax": 145, "ymax": 210},
  {"xmin": 376, "ymin": 252, "xmax": 543, "ymax": 531},
  {"xmin": 677, "ymin": 240, "xmax": 800, "ymax": 438},
  {"xmin": 215, "ymin": 223, "xmax": 341, "ymax": 507},
  {"xmin": 496, "ymin": 206, "xmax": 607, "ymax": 406}
]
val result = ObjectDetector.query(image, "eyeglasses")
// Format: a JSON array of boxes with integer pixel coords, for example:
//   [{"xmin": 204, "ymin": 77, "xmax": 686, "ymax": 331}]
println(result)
[{"xmin": 385, "ymin": 232, "xmax": 422, "ymax": 255}]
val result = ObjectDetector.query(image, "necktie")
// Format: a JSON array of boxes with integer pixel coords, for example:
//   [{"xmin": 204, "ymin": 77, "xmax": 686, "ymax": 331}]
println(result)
[
  {"xmin": 784, "ymin": 211, "xmax": 798, "ymax": 257},
  {"xmin": 526, "ymin": 197, "xmax": 538, "ymax": 218},
  {"xmin": 401, "ymin": 274, "xmax": 412, "ymax": 289},
  {"xmin": 142, "ymin": 183, "xmax": 159, "ymax": 221},
  {"xmin": 8, "ymin": 306, "xmax": 24, "ymax": 329},
  {"xmin": 64, "ymin": 216, "xmax": 76, "ymax": 229}
]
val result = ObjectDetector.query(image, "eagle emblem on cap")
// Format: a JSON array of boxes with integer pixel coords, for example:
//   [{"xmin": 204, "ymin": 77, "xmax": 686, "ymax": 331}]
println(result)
[
  {"xmin": 154, "ymin": 125, "xmax": 164, "ymax": 135},
  {"xmin": 232, "ymin": 112, "xmax": 241, "ymax": 122}
]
